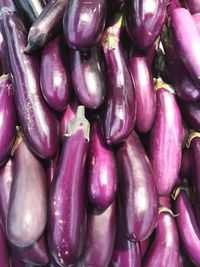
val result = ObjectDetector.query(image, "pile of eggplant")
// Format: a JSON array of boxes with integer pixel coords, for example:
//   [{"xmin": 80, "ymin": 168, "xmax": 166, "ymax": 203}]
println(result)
[{"xmin": 0, "ymin": 0, "xmax": 200, "ymax": 266}]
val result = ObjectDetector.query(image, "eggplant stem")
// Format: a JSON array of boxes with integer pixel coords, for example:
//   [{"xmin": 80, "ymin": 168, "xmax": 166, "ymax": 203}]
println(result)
[
  {"xmin": 186, "ymin": 129, "xmax": 200, "ymax": 148},
  {"xmin": 11, "ymin": 126, "xmax": 24, "ymax": 156},
  {"xmin": 155, "ymin": 77, "xmax": 175, "ymax": 93}
]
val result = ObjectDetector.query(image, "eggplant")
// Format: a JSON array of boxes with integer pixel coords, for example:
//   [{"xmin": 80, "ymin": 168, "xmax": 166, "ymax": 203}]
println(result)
[
  {"xmin": 129, "ymin": 51, "xmax": 156, "ymax": 133},
  {"xmin": 180, "ymin": 148, "xmax": 191, "ymax": 178},
  {"xmin": 116, "ymin": 130, "xmax": 158, "ymax": 241},
  {"xmin": 0, "ymin": 224, "xmax": 9, "ymax": 267},
  {"xmin": 48, "ymin": 106, "xmax": 89, "ymax": 266},
  {"xmin": 88, "ymin": 119, "xmax": 117, "ymax": 210},
  {"xmin": 1, "ymin": 11, "xmax": 60, "ymax": 159},
  {"xmin": 185, "ymin": 0, "xmax": 200, "ymax": 14},
  {"xmin": 182, "ymin": 101, "xmax": 200, "ymax": 131},
  {"xmin": 101, "ymin": 14, "xmax": 136, "ymax": 145},
  {"xmin": 25, "ymin": 0, "xmax": 68, "ymax": 53},
  {"xmin": 63, "ymin": 0, "xmax": 106, "ymax": 49},
  {"xmin": 7, "ymin": 137, "xmax": 47, "ymax": 247},
  {"xmin": 80, "ymin": 202, "xmax": 116, "ymax": 267},
  {"xmin": 171, "ymin": 7, "xmax": 200, "ymax": 86},
  {"xmin": 40, "ymin": 36, "xmax": 71, "ymax": 111},
  {"xmin": 143, "ymin": 209, "xmax": 179, "ymax": 267},
  {"xmin": 125, "ymin": 0, "xmax": 166, "ymax": 50},
  {"xmin": 70, "ymin": 46, "xmax": 106, "ymax": 109},
  {"xmin": 149, "ymin": 81, "xmax": 182, "ymax": 195}
]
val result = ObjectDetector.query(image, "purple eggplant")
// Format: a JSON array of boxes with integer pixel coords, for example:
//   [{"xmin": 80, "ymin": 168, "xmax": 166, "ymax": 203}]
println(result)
[
  {"xmin": 63, "ymin": 0, "xmax": 106, "ymax": 49},
  {"xmin": 101, "ymin": 14, "xmax": 136, "ymax": 145},
  {"xmin": 70, "ymin": 46, "xmax": 106, "ymax": 109},
  {"xmin": 7, "ymin": 138, "xmax": 47, "ymax": 247},
  {"xmin": 180, "ymin": 148, "xmax": 191, "ymax": 178},
  {"xmin": 149, "ymin": 81, "xmax": 182, "ymax": 195},
  {"xmin": 88, "ymin": 119, "xmax": 117, "ymax": 210},
  {"xmin": 182, "ymin": 101, "xmax": 200, "ymax": 130},
  {"xmin": 0, "ymin": 224, "xmax": 9, "ymax": 267},
  {"xmin": 185, "ymin": 0, "xmax": 200, "ymax": 14},
  {"xmin": 125, "ymin": 0, "xmax": 166, "ymax": 50},
  {"xmin": 143, "ymin": 209, "xmax": 179, "ymax": 267},
  {"xmin": 25, "ymin": 0, "xmax": 68, "ymax": 53},
  {"xmin": 129, "ymin": 51, "xmax": 156, "ymax": 133},
  {"xmin": 48, "ymin": 106, "xmax": 89, "ymax": 266},
  {"xmin": 40, "ymin": 36, "xmax": 71, "ymax": 111},
  {"xmin": 116, "ymin": 130, "xmax": 158, "ymax": 241},
  {"xmin": 1, "ymin": 11, "xmax": 60, "ymax": 159},
  {"xmin": 80, "ymin": 202, "xmax": 116, "ymax": 267}
]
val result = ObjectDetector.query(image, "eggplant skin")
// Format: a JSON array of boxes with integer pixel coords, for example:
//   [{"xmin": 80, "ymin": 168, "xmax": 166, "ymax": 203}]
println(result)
[
  {"xmin": 63, "ymin": 0, "xmax": 106, "ymax": 49},
  {"xmin": 0, "ymin": 225, "xmax": 9, "ymax": 267}
]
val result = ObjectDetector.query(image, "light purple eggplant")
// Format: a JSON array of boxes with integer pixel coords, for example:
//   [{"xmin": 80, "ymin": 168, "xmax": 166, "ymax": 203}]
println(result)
[
  {"xmin": 101, "ymin": 14, "xmax": 136, "ymax": 145},
  {"xmin": 70, "ymin": 46, "xmax": 106, "ymax": 109},
  {"xmin": 182, "ymin": 101, "xmax": 200, "ymax": 130},
  {"xmin": 48, "ymin": 106, "xmax": 89, "ymax": 266},
  {"xmin": 185, "ymin": 0, "xmax": 200, "ymax": 14},
  {"xmin": 80, "ymin": 202, "xmax": 116, "ymax": 267},
  {"xmin": 0, "ymin": 224, "xmax": 9, "ymax": 267},
  {"xmin": 143, "ymin": 209, "xmax": 179, "ymax": 267},
  {"xmin": 116, "ymin": 130, "xmax": 158, "ymax": 241},
  {"xmin": 129, "ymin": 50, "xmax": 156, "ymax": 133},
  {"xmin": 1, "ymin": 11, "xmax": 60, "ymax": 159},
  {"xmin": 7, "ymin": 138, "xmax": 47, "ymax": 247},
  {"xmin": 88, "ymin": 119, "xmax": 117, "ymax": 210},
  {"xmin": 149, "ymin": 82, "xmax": 182, "ymax": 195},
  {"xmin": 40, "ymin": 36, "xmax": 71, "ymax": 111},
  {"xmin": 63, "ymin": 0, "xmax": 106, "ymax": 49}
]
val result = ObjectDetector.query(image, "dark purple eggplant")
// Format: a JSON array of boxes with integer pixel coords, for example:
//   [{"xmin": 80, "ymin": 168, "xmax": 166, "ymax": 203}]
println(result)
[
  {"xmin": 101, "ymin": 14, "xmax": 136, "ymax": 145},
  {"xmin": 81, "ymin": 202, "xmax": 116, "ymax": 267},
  {"xmin": 185, "ymin": 0, "xmax": 200, "ymax": 14},
  {"xmin": 1, "ymin": 11, "xmax": 60, "ymax": 159},
  {"xmin": 180, "ymin": 148, "xmax": 191, "ymax": 178},
  {"xmin": 0, "ymin": 224, "xmax": 9, "ymax": 267},
  {"xmin": 129, "ymin": 51, "xmax": 156, "ymax": 133},
  {"xmin": 182, "ymin": 101, "xmax": 200, "ymax": 130},
  {"xmin": 70, "ymin": 46, "xmax": 106, "ymax": 109},
  {"xmin": 88, "ymin": 119, "xmax": 117, "ymax": 210},
  {"xmin": 125, "ymin": 0, "xmax": 166, "ymax": 50},
  {"xmin": 7, "ymin": 137, "xmax": 47, "ymax": 247},
  {"xmin": 25, "ymin": 0, "xmax": 68, "ymax": 53},
  {"xmin": 63, "ymin": 0, "xmax": 106, "ymax": 49},
  {"xmin": 116, "ymin": 130, "xmax": 158, "ymax": 241},
  {"xmin": 149, "ymin": 81, "xmax": 182, "ymax": 196},
  {"xmin": 48, "ymin": 106, "xmax": 89, "ymax": 266},
  {"xmin": 143, "ymin": 209, "xmax": 179, "ymax": 267}
]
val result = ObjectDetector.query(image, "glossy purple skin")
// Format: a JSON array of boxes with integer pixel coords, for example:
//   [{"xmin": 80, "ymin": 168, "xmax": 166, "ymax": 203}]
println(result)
[
  {"xmin": 143, "ymin": 211, "xmax": 179, "ymax": 267},
  {"xmin": 175, "ymin": 190, "xmax": 200, "ymax": 266},
  {"xmin": 70, "ymin": 46, "xmax": 106, "ymax": 109},
  {"xmin": 139, "ymin": 239, "xmax": 149, "ymax": 258},
  {"xmin": 185, "ymin": 0, "xmax": 200, "ymax": 14},
  {"xmin": 7, "ymin": 140, "xmax": 47, "ymax": 247},
  {"xmin": 88, "ymin": 120, "xmax": 117, "ymax": 210},
  {"xmin": 0, "ymin": 225, "xmax": 9, "ymax": 267},
  {"xmin": 149, "ymin": 88, "xmax": 182, "ymax": 195},
  {"xmin": 41, "ymin": 36, "xmax": 71, "ymax": 111},
  {"xmin": 180, "ymin": 148, "xmax": 191, "ymax": 178},
  {"xmin": 1, "ymin": 12, "xmax": 60, "ymax": 159},
  {"xmin": 129, "ymin": 52, "xmax": 156, "ymax": 133},
  {"xmin": 116, "ymin": 131, "xmax": 158, "ymax": 241},
  {"xmin": 125, "ymin": 0, "xmax": 166, "ymax": 50},
  {"xmin": 171, "ymin": 8, "xmax": 200, "ymax": 86},
  {"xmin": 182, "ymin": 101, "xmax": 200, "ymax": 130},
  {"xmin": 193, "ymin": 13, "xmax": 200, "ymax": 32},
  {"xmin": 63, "ymin": 0, "xmax": 106, "ymax": 49},
  {"xmin": 48, "ymin": 128, "xmax": 88, "ymax": 266},
  {"xmin": 81, "ymin": 202, "xmax": 116, "ymax": 267}
]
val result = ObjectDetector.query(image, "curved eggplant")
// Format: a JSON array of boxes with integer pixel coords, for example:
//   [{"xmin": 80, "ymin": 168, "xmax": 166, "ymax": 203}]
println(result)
[
  {"xmin": 1, "ymin": 11, "xmax": 60, "ymax": 159},
  {"xmin": 182, "ymin": 101, "xmax": 200, "ymax": 130},
  {"xmin": 81, "ymin": 202, "xmax": 116, "ymax": 267},
  {"xmin": 88, "ymin": 119, "xmax": 117, "ymax": 210},
  {"xmin": 125, "ymin": 0, "xmax": 166, "ymax": 50},
  {"xmin": 0, "ymin": 225, "xmax": 9, "ymax": 267},
  {"xmin": 101, "ymin": 14, "xmax": 136, "ymax": 145},
  {"xmin": 63, "ymin": 0, "xmax": 106, "ymax": 49},
  {"xmin": 40, "ymin": 36, "xmax": 71, "ymax": 111},
  {"xmin": 116, "ymin": 130, "xmax": 158, "ymax": 241},
  {"xmin": 149, "ymin": 81, "xmax": 182, "ymax": 195},
  {"xmin": 70, "ymin": 46, "xmax": 106, "ymax": 109},
  {"xmin": 7, "ymin": 138, "xmax": 47, "ymax": 247},
  {"xmin": 185, "ymin": 0, "xmax": 200, "ymax": 14},
  {"xmin": 48, "ymin": 106, "xmax": 89, "ymax": 266}
]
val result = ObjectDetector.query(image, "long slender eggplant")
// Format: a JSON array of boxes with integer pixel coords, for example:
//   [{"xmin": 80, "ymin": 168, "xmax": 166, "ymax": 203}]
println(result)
[
  {"xmin": 149, "ymin": 80, "xmax": 182, "ymax": 195},
  {"xmin": 1, "ymin": 11, "xmax": 60, "ymax": 159},
  {"xmin": 0, "ymin": 225, "xmax": 9, "ymax": 267},
  {"xmin": 125, "ymin": 0, "xmax": 166, "ymax": 50},
  {"xmin": 88, "ymin": 119, "xmax": 117, "ymax": 210},
  {"xmin": 63, "ymin": 0, "xmax": 106, "ymax": 49},
  {"xmin": 48, "ymin": 106, "xmax": 89, "ymax": 266},
  {"xmin": 182, "ymin": 101, "xmax": 200, "ymax": 131},
  {"xmin": 101, "ymin": 14, "xmax": 136, "ymax": 145},
  {"xmin": 80, "ymin": 202, "xmax": 116, "ymax": 267},
  {"xmin": 129, "ymin": 50, "xmax": 156, "ymax": 133},
  {"xmin": 70, "ymin": 45, "xmax": 106, "ymax": 109},
  {"xmin": 7, "ymin": 137, "xmax": 47, "ymax": 247},
  {"xmin": 116, "ymin": 130, "xmax": 158, "ymax": 241},
  {"xmin": 185, "ymin": 0, "xmax": 200, "ymax": 14},
  {"xmin": 25, "ymin": 0, "xmax": 68, "ymax": 53}
]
